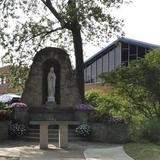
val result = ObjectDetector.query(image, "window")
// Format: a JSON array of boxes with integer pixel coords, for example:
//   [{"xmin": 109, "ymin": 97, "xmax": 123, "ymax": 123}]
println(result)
[
  {"xmin": 130, "ymin": 45, "xmax": 137, "ymax": 55},
  {"xmin": 108, "ymin": 50, "xmax": 115, "ymax": 71},
  {"xmin": 3, "ymin": 76, "xmax": 7, "ymax": 84},
  {"xmin": 86, "ymin": 66, "xmax": 92, "ymax": 83},
  {"xmin": 91, "ymin": 62, "xmax": 96, "ymax": 83},
  {"xmin": 97, "ymin": 58, "xmax": 102, "ymax": 82},
  {"xmin": 138, "ymin": 47, "xmax": 145, "ymax": 58},
  {"xmin": 18, "ymin": 78, "xmax": 22, "ymax": 84},
  {"xmin": 102, "ymin": 54, "xmax": 109, "ymax": 72},
  {"xmin": 84, "ymin": 69, "xmax": 87, "ymax": 83}
]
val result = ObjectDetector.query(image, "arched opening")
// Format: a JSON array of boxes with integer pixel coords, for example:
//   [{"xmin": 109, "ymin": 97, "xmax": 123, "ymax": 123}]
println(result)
[{"xmin": 42, "ymin": 59, "xmax": 61, "ymax": 104}]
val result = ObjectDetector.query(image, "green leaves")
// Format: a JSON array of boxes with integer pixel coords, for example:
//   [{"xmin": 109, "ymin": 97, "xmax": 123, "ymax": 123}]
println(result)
[
  {"xmin": 7, "ymin": 65, "xmax": 29, "ymax": 91},
  {"xmin": 85, "ymin": 90, "xmax": 128, "ymax": 117},
  {"xmin": 0, "ymin": 0, "xmax": 127, "ymax": 64},
  {"xmin": 101, "ymin": 49, "xmax": 160, "ymax": 119}
]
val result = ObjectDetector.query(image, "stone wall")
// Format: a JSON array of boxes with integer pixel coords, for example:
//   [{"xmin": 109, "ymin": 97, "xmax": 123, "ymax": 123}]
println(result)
[
  {"xmin": 90, "ymin": 123, "xmax": 129, "ymax": 143},
  {"xmin": 0, "ymin": 121, "xmax": 9, "ymax": 141},
  {"xmin": 22, "ymin": 47, "xmax": 80, "ymax": 109}
]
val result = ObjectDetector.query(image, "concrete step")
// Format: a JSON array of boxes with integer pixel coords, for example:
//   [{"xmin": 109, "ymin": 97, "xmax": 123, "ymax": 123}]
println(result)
[{"xmin": 23, "ymin": 125, "xmax": 81, "ymax": 141}]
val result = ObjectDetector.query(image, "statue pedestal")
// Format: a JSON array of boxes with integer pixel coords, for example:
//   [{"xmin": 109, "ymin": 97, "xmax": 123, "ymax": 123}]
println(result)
[
  {"xmin": 47, "ymin": 96, "xmax": 55, "ymax": 102},
  {"xmin": 45, "ymin": 101, "xmax": 57, "ymax": 110}
]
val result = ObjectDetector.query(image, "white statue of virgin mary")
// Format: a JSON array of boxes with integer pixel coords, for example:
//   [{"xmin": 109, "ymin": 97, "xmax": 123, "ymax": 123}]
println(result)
[{"xmin": 47, "ymin": 67, "xmax": 56, "ymax": 102}]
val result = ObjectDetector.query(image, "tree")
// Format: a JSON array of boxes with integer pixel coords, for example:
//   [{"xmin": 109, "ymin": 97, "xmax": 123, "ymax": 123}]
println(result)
[
  {"xmin": 101, "ymin": 49, "xmax": 160, "ymax": 119},
  {"xmin": 7, "ymin": 65, "xmax": 29, "ymax": 92},
  {"xmin": 0, "ymin": 0, "xmax": 126, "ymax": 100}
]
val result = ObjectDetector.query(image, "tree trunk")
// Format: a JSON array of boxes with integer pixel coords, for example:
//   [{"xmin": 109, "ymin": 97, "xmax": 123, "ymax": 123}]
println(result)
[{"xmin": 72, "ymin": 27, "xmax": 84, "ymax": 102}]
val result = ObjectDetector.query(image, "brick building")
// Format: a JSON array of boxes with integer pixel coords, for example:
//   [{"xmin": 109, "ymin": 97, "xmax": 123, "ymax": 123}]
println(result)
[{"xmin": 0, "ymin": 66, "xmax": 18, "ymax": 95}]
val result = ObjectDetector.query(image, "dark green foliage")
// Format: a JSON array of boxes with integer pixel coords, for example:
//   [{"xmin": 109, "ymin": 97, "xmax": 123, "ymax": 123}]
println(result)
[
  {"xmin": 101, "ymin": 49, "xmax": 160, "ymax": 120},
  {"xmin": 0, "ymin": 101, "xmax": 6, "ymax": 109},
  {"xmin": 85, "ymin": 90, "xmax": 128, "ymax": 117},
  {"xmin": 128, "ymin": 115, "xmax": 145, "ymax": 142},
  {"xmin": 143, "ymin": 118, "xmax": 160, "ymax": 143},
  {"xmin": 85, "ymin": 90, "xmax": 130, "ymax": 124},
  {"xmin": 8, "ymin": 65, "xmax": 29, "ymax": 90}
]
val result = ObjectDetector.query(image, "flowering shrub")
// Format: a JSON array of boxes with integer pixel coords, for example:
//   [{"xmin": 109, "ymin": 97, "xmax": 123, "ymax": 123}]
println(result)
[
  {"xmin": 10, "ymin": 102, "xmax": 28, "ymax": 108},
  {"xmin": 8, "ymin": 120, "xmax": 26, "ymax": 137},
  {"xmin": 76, "ymin": 104, "xmax": 95, "ymax": 110},
  {"xmin": 75, "ymin": 123, "xmax": 91, "ymax": 137},
  {"xmin": 0, "ymin": 110, "xmax": 10, "ymax": 121}
]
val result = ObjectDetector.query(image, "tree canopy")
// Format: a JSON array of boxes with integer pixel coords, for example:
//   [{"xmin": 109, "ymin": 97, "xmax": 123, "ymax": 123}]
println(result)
[
  {"xmin": 101, "ymin": 49, "xmax": 160, "ymax": 119},
  {"xmin": 0, "ymin": 0, "xmax": 127, "ymax": 100}
]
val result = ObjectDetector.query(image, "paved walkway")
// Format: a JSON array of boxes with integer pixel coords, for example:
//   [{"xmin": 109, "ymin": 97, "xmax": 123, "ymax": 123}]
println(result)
[
  {"xmin": 0, "ymin": 140, "xmax": 134, "ymax": 160},
  {"xmin": 84, "ymin": 146, "xmax": 134, "ymax": 160}
]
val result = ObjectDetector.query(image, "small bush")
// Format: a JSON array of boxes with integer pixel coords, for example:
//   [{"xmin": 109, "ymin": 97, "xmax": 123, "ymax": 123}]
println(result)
[
  {"xmin": 75, "ymin": 123, "xmax": 91, "ymax": 137},
  {"xmin": 85, "ymin": 90, "xmax": 128, "ymax": 116},
  {"xmin": 143, "ymin": 118, "xmax": 160, "ymax": 143},
  {"xmin": 0, "ymin": 102, "xmax": 6, "ymax": 110},
  {"xmin": 85, "ymin": 90, "xmax": 130, "ymax": 123},
  {"xmin": 128, "ymin": 116, "xmax": 145, "ymax": 142}
]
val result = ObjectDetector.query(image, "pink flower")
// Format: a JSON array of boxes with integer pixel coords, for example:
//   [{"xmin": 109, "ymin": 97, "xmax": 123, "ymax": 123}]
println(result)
[
  {"xmin": 76, "ymin": 104, "xmax": 95, "ymax": 110},
  {"xmin": 10, "ymin": 102, "xmax": 28, "ymax": 108}
]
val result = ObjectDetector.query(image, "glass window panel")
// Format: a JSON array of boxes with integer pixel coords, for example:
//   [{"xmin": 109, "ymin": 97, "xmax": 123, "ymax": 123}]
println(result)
[
  {"xmin": 122, "ymin": 49, "xmax": 128, "ymax": 62},
  {"xmin": 109, "ymin": 50, "xmax": 114, "ymax": 71},
  {"xmin": 97, "ymin": 58, "xmax": 102, "ymax": 82},
  {"xmin": 91, "ymin": 62, "xmax": 97, "ymax": 83},
  {"xmin": 102, "ymin": 54, "xmax": 109, "ymax": 72},
  {"xmin": 138, "ymin": 47, "xmax": 145, "ymax": 58},
  {"xmin": 86, "ymin": 66, "xmax": 91, "ymax": 83},
  {"xmin": 130, "ymin": 45, "xmax": 137, "ymax": 55}
]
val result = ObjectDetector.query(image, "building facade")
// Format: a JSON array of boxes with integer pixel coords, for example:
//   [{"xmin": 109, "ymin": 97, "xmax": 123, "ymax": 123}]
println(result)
[
  {"xmin": 0, "ymin": 66, "xmax": 17, "ymax": 94},
  {"xmin": 84, "ymin": 38, "xmax": 160, "ymax": 83}
]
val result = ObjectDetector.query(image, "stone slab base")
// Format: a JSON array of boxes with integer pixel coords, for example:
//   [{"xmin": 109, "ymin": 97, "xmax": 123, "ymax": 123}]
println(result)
[{"xmin": 29, "ymin": 107, "xmax": 74, "ymax": 121}]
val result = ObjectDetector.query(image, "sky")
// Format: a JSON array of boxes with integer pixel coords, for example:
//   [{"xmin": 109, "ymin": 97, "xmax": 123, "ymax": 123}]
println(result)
[
  {"xmin": 0, "ymin": 0, "xmax": 160, "ymax": 66},
  {"xmin": 84, "ymin": 0, "xmax": 160, "ymax": 61}
]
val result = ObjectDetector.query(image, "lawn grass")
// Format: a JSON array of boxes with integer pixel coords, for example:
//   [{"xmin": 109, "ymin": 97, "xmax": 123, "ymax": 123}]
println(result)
[{"xmin": 124, "ymin": 143, "xmax": 160, "ymax": 160}]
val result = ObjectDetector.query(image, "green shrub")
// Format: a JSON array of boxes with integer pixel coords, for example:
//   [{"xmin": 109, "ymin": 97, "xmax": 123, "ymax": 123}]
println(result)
[
  {"xmin": 0, "ymin": 102, "xmax": 6, "ymax": 110},
  {"xmin": 128, "ymin": 115, "xmax": 145, "ymax": 142},
  {"xmin": 143, "ymin": 118, "xmax": 160, "ymax": 143},
  {"xmin": 85, "ymin": 90, "xmax": 129, "ymax": 119},
  {"xmin": 85, "ymin": 90, "xmax": 101, "ymax": 107}
]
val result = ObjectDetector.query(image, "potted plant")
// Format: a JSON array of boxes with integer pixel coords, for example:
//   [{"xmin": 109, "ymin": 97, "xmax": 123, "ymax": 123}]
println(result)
[
  {"xmin": 75, "ymin": 123, "xmax": 92, "ymax": 139},
  {"xmin": 9, "ymin": 102, "xmax": 29, "ymax": 125},
  {"xmin": 8, "ymin": 120, "xmax": 26, "ymax": 138}
]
